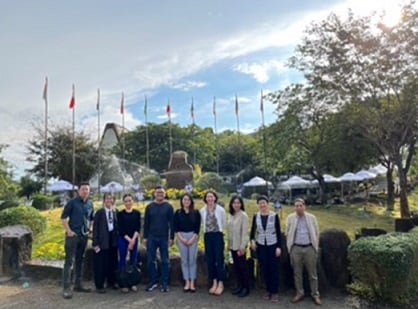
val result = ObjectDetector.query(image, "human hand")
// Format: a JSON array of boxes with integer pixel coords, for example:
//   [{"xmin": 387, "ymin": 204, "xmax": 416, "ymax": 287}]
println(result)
[
  {"xmin": 169, "ymin": 239, "xmax": 174, "ymax": 247},
  {"xmin": 250, "ymin": 241, "xmax": 257, "ymax": 251},
  {"xmin": 94, "ymin": 246, "xmax": 101, "ymax": 253},
  {"xmin": 275, "ymin": 248, "xmax": 282, "ymax": 257},
  {"xmin": 66, "ymin": 230, "xmax": 76, "ymax": 237}
]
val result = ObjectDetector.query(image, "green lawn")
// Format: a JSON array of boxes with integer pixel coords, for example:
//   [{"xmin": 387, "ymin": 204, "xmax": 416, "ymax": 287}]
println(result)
[{"xmin": 32, "ymin": 192, "xmax": 416, "ymax": 260}]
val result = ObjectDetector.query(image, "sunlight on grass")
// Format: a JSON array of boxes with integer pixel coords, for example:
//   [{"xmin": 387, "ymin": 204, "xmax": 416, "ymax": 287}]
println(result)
[{"xmin": 34, "ymin": 192, "xmax": 416, "ymax": 260}]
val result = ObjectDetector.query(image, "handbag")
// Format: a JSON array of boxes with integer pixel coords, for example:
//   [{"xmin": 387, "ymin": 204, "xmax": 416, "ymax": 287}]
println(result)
[{"xmin": 116, "ymin": 264, "xmax": 141, "ymax": 288}]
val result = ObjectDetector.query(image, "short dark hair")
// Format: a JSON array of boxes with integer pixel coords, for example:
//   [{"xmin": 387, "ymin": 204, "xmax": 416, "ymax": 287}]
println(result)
[
  {"xmin": 229, "ymin": 195, "xmax": 245, "ymax": 215},
  {"xmin": 123, "ymin": 193, "xmax": 134, "ymax": 201},
  {"xmin": 154, "ymin": 185, "xmax": 164, "ymax": 191},
  {"xmin": 256, "ymin": 195, "xmax": 269, "ymax": 204},
  {"xmin": 78, "ymin": 181, "xmax": 90, "ymax": 188},
  {"xmin": 102, "ymin": 192, "xmax": 114, "ymax": 203},
  {"xmin": 203, "ymin": 190, "xmax": 218, "ymax": 204}
]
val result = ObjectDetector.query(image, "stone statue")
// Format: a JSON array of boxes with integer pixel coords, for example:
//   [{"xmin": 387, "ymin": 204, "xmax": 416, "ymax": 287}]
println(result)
[{"xmin": 166, "ymin": 151, "xmax": 193, "ymax": 189}]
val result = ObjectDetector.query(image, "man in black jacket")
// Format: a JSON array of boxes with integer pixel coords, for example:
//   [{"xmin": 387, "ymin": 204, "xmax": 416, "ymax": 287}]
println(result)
[{"xmin": 92, "ymin": 193, "xmax": 118, "ymax": 293}]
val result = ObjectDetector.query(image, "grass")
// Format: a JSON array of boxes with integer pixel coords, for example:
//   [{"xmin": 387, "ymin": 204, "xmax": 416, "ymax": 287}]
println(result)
[{"xmin": 32, "ymin": 191, "xmax": 416, "ymax": 260}]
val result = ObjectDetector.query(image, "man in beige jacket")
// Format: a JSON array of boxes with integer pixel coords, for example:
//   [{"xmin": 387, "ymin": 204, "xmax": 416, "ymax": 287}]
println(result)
[{"xmin": 286, "ymin": 198, "xmax": 321, "ymax": 306}]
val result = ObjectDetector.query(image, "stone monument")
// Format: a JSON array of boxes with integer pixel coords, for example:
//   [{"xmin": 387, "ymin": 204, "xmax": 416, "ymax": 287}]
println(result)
[{"xmin": 166, "ymin": 151, "xmax": 193, "ymax": 189}]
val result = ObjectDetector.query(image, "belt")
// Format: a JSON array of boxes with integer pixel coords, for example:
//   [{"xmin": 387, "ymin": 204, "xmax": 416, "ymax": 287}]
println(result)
[{"xmin": 294, "ymin": 243, "xmax": 311, "ymax": 247}]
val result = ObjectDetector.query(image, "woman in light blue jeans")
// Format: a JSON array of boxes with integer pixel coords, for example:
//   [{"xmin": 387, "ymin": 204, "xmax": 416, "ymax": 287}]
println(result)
[{"xmin": 174, "ymin": 193, "xmax": 201, "ymax": 292}]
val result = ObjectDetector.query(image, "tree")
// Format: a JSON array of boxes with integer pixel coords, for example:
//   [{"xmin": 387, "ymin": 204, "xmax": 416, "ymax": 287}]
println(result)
[
  {"xmin": 0, "ymin": 145, "xmax": 18, "ymax": 200},
  {"xmin": 278, "ymin": 3, "xmax": 418, "ymax": 216},
  {"xmin": 18, "ymin": 175, "xmax": 42, "ymax": 200},
  {"xmin": 27, "ymin": 125, "xmax": 98, "ymax": 185}
]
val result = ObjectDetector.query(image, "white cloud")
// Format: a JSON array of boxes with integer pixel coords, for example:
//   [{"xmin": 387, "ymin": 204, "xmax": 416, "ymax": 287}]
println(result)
[
  {"xmin": 170, "ymin": 81, "xmax": 207, "ymax": 91},
  {"xmin": 234, "ymin": 60, "xmax": 287, "ymax": 83},
  {"xmin": 156, "ymin": 113, "xmax": 179, "ymax": 121}
]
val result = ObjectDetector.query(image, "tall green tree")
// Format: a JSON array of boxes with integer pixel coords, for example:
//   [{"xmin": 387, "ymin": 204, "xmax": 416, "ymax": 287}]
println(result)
[
  {"xmin": 27, "ymin": 125, "xmax": 97, "ymax": 185},
  {"xmin": 275, "ymin": 3, "xmax": 418, "ymax": 215},
  {"xmin": 18, "ymin": 175, "xmax": 42, "ymax": 200}
]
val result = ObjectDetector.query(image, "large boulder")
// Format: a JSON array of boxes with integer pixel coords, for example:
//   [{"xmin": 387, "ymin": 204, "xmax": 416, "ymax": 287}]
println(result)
[
  {"xmin": 0, "ymin": 225, "xmax": 32, "ymax": 277},
  {"xmin": 319, "ymin": 228, "xmax": 351, "ymax": 289}
]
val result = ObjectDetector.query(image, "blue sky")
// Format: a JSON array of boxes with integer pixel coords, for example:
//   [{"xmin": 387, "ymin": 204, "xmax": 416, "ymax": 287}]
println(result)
[{"xmin": 0, "ymin": 0, "xmax": 406, "ymax": 178}]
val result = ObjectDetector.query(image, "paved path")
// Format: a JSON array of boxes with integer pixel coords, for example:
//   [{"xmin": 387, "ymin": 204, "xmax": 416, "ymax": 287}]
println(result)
[{"xmin": 0, "ymin": 277, "xmax": 364, "ymax": 309}]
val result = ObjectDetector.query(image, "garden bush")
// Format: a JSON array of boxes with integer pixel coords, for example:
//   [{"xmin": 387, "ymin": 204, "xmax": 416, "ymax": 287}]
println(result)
[
  {"xmin": 0, "ymin": 200, "xmax": 19, "ymax": 211},
  {"xmin": 348, "ymin": 232, "xmax": 418, "ymax": 304},
  {"xmin": 140, "ymin": 174, "xmax": 162, "ymax": 191},
  {"xmin": 196, "ymin": 172, "xmax": 224, "ymax": 192},
  {"xmin": 31, "ymin": 193, "xmax": 54, "ymax": 210},
  {"xmin": 0, "ymin": 206, "xmax": 47, "ymax": 236}
]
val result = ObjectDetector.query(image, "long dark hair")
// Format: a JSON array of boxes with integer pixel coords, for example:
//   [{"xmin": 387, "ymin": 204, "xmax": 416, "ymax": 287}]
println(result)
[
  {"xmin": 180, "ymin": 193, "xmax": 196, "ymax": 222},
  {"xmin": 229, "ymin": 195, "xmax": 245, "ymax": 215}
]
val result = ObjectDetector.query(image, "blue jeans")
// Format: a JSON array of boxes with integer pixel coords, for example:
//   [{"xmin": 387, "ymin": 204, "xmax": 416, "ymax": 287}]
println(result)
[
  {"xmin": 117, "ymin": 236, "xmax": 138, "ymax": 269},
  {"xmin": 147, "ymin": 236, "xmax": 169, "ymax": 286}
]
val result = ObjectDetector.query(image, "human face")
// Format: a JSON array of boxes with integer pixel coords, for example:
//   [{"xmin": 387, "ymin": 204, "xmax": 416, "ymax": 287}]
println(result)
[
  {"xmin": 78, "ymin": 184, "xmax": 90, "ymax": 201},
  {"xmin": 257, "ymin": 199, "xmax": 269, "ymax": 213},
  {"xmin": 124, "ymin": 195, "xmax": 133, "ymax": 209},
  {"xmin": 232, "ymin": 198, "xmax": 242, "ymax": 214},
  {"xmin": 205, "ymin": 193, "xmax": 216, "ymax": 206},
  {"xmin": 182, "ymin": 195, "xmax": 191, "ymax": 210},
  {"xmin": 154, "ymin": 188, "xmax": 166, "ymax": 202},
  {"xmin": 294, "ymin": 200, "xmax": 305, "ymax": 216},
  {"xmin": 104, "ymin": 195, "xmax": 114, "ymax": 209}
]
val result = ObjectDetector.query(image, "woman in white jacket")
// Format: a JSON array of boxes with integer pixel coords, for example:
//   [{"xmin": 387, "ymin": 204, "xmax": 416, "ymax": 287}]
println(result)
[{"xmin": 200, "ymin": 190, "xmax": 226, "ymax": 296}]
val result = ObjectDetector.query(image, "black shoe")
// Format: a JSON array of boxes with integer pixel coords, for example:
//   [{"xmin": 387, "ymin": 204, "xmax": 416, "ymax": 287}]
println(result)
[
  {"xmin": 96, "ymin": 288, "xmax": 106, "ymax": 294},
  {"xmin": 74, "ymin": 286, "xmax": 92, "ymax": 293},
  {"xmin": 238, "ymin": 288, "xmax": 249, "ymax": 298},
  {"xmin": 231, "ymin": 287, "xmax": 242, "ymax": 295}
]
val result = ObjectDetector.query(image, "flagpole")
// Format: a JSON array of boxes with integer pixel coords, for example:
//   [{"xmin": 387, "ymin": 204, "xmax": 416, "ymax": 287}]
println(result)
[
  {"xmin": 261, "ymin": 90, "xmax": 268, "ymax": 194},
  {"xmin": 168, "ymin": 99, "xmax": 173, "ymax": 157},
  {"xmin": 72, "ymin": 84, "xmax": 76, "ymax": 192},
  {"xmin": 43, "ymin": 77, "xmax": 48, "ymax": 194},
  {"xmin": 213, "ymin": 97, "xmax": 219, "ymax": 175},
  {"xmin": 121, "ymin": 92, "xmax": 125, "ymax": 194},
  {"xmin": 236, "ymin": 94, "xmax": 242, "ymax": 184},
  {"xmin": 191, "ymin": 97, "xmax": 196, "ymax": 165},
  {"xmin": 144, "ymin": 95, "xmax": 150, "ymax": 169},
  {"xmin": 97, "ymin": 88, "xmax": 101, "ymax": 197}
]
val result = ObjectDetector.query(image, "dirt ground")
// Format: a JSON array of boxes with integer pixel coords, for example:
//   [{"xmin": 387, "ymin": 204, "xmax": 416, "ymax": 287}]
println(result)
[{"xmin": 0, "ymin": 276, "xmax": 381, "ymax": 309}]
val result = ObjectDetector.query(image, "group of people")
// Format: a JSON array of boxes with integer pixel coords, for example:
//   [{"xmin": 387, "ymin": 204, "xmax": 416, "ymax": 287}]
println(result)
[{"xmin": 61, "ymin": 182, "xmax": 322, "ymax": 306}]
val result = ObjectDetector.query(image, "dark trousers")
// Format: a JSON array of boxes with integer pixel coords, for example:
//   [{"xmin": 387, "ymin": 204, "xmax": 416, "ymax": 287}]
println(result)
[
  {"xmin": 62, "ymin": 235, "xmax": 88, "ymax": 290},
  {"xmin": 257, "ymin": 243, "xmax": 279, "ymax": 294},
  {"xmin": 204, "ymin": 232, "xmax": 225, "ymax": 281},
  {"xmin": 147, "ymin": 236, "xmax": 169, "ymax": 285},
  {"xmin": 118, "ymin": 236, "xmax": 138, "ymax": 269},
  {"xmin": 94, "ymin": 231, "xmax": 118, "ymax": 290},
  {"xmin": 231, "ymin": 250, "xmax": 250, "ymax": 290}
]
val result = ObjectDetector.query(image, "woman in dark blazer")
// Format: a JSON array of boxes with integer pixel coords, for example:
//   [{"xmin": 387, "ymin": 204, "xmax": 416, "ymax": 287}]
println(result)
[{"xmin": 92, "ymin": 193, "xmax": 118, "ymax": 293}]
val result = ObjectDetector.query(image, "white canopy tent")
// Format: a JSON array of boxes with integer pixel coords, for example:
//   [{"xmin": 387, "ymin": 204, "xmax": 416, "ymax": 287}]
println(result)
[
  {"xmin": 101, "ymin": 181, "xmax": 124, "ymax": 193},
  {"xmin": 243, "ymin": 176, "xmax": 273, "ymax": 187},
  {"xmin": 338, "ymin": 172, "xmax": 364, "ymax": 182},
  {"xmin": 368, "ymin": 164, "xmax": 387, "ymax": 175},
  {"xmin": 355, "ymin": 170, "xmax": 377, "ymax": 181},
  {"xmin": 47, "ymin": 180, "xmax": 77, "ymax": 192},
  {"xmin": 276, "ymin": 176, "xmax": 313, "ymax": 203},
  {"xmin": 311, "ymin": 174, "xmax": 341, "ymax": 184}
]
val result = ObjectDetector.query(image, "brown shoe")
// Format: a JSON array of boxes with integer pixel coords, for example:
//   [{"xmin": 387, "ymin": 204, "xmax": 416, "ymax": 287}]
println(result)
[
  {"xmin": 313, "ymin": 296, "xmax": 322, "ymax": 306},
  {"xmin": 214, "ymin": 282, "xmax": 224, "ymax": 296},
  {"xmin": 291, "ymin": 294, "xmax": 304, "ymax": 303},
  {"xmin": 209, "ymin": 283, "xmax": 217, "ymax": 294}
]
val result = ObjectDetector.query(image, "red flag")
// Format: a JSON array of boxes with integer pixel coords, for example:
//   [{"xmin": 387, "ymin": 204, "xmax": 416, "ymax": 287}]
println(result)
[
  {"xmin": 166, "ymin": 100, "xmax": 171, "ymax": 116},
  {"xmin": 213, "ymin": 97, "xmax": 216, "ymax": 117},
  {"xmin": 235, "ymin": 95, "xmax": 239, "ymax": 115},
  {"xmin": 190, "ymin": 98, "xmax": 194, "ymax": 120},
  {"xmin": 42, "ymin": 77, "xmax": 48, "ymax": 101},
  {"xmin": 120, "ymin": 92, "xmax": 124, "ymax": 114},
  {"xmin": 69, "ymin": 84, "xmax": 75, "ymax": 109}
]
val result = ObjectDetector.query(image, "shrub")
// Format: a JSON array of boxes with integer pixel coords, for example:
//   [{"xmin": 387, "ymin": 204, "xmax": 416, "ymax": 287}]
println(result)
[
  {"xmin": 140, "ymin": 175, "xmax": 162, "ymax": 191},
  {"xmin": 348, "ymin": 232, "xmax": 418, "ymax": 304},
  {"xmin": 33, "ymin": 242, "xmax": 65, "ymax": 260},
  {"xmin": 0, "ymin": 206, "xmax": 47, "ymax": 236},
  {"xmin": 0, "ymin": 200, "xmax": 19, "ymax": 211},
  {"xmin": 32, "ymin": 193, "xmax": 54, "ymax": 210},
  {"xmin": 196, "ymin": 172, "xmax": 224, "ymax": 192}
]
